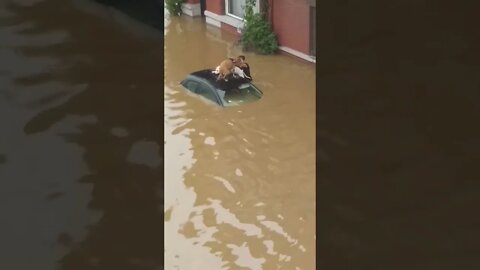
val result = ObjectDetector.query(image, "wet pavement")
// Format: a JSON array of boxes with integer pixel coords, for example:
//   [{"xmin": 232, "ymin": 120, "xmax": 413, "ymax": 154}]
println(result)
[
  {"xmin": 1, "ymin": 0, "xmax": 163, "ymax": 269},
  {"xmin": 164, "ymin": 13, "xmax": 316, "ymax": 270}
]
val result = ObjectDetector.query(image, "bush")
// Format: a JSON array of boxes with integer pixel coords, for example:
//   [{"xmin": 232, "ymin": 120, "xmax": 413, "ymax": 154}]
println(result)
[
  {"xmin": 240, "ymin": 0, "xmax": 278, "ymax": 54},
  {"xmin": 165, "ymin": 0, "xmax": 184, "ymax": 16}
]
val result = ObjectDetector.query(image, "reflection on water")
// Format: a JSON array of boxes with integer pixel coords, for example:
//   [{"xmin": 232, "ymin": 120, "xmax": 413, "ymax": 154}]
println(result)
[
  {"xmin": 1, "ymin": 0, "xmax": 163, "ymax": 269},
  {"xmin": 164, "ymin": 13, "xmax": 316, "ymax": 269}
]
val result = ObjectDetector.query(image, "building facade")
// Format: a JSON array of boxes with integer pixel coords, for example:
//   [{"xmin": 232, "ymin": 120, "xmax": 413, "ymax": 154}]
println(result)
[{"xmin": 181, "ymin": 0, "xmax": 316, "ymax": 63}]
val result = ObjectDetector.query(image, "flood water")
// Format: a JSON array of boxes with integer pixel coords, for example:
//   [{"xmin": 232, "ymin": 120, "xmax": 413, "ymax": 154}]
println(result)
[
  {"xmin": 0, "ymin": 0, "xmax": 315, "ymax": 268},
  {"xmin": 0, "ymin": 0, "xmax": 163, "ymax": 269},
  {"xmin": 164, "ymin": 13, "xmax": 316, "ymax": 270},
  {"xmin": 4, "ymin": 0, "xmax": 479, "ymax": 269}
]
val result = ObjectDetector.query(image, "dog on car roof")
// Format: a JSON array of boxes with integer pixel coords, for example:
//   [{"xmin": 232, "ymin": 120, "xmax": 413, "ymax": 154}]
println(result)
[
  {"xmin": 212, "ymin": 57, "xmax": 251, "ymax": 81},
  {"xmin": 214, "ymin": 58, "xmax": 235, "ymax": 81}
]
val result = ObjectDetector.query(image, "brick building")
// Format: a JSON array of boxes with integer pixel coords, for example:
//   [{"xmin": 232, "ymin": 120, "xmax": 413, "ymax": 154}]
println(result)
[{"xmin": 181, "ymin": 0, "xmax": 316, "ymax": 63}]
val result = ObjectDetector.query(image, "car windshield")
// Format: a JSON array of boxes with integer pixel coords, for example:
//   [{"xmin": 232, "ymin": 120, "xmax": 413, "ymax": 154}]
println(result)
[{"xmin": 216, "ymin": 83, "xmax": 263, "ymax": 107}]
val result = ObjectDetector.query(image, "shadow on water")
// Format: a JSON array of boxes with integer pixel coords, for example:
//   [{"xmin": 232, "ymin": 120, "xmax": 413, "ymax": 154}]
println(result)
[
  {"xmin": 3, "ymin": 0, "xmax": 163, "ymax": 269},
  {"xmin": 318, "ymin": 1, "xmax": 480, "ymax": 269}
]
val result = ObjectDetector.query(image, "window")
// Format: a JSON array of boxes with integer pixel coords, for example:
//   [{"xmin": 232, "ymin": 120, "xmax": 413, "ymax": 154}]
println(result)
[
  {"xmin": 185, "ymin": 81, "xmax": 199, "ymax": 92},
  {"xmin": 196, "ymin": 83, "xmax": 218, "ymax": 104},
  {"xmin": 226, "ymin": 0, "xmax": 245, "ymax": 18},
  {"xmin": 225, "ymin": 0, "xmax": 259, "ymax": 19},
  {"xmin": 220, "ymin": 83, "xmax": 263, "ymax": 107},
  {"xmin": 185, "ymin": 80, "xmax": 219, "ymax": 104}
]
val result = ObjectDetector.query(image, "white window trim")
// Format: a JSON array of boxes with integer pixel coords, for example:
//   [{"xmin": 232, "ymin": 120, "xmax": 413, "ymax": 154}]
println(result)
[
  {"xmin": 225, "ymin": 0, "xmax": 260, "ymax": 20},
  {"xmin": 205, "ymin": 10, "xmax": 245, "ymax": 33}
]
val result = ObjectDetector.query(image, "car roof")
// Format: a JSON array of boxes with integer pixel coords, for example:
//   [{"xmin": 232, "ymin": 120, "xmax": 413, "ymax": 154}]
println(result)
[{"xmin": 188, "ymin": 69, "xmax": 251, "ymax": 91}]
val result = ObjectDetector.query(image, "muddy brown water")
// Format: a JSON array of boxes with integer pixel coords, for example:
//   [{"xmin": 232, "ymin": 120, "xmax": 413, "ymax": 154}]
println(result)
[
  {"xmin": 164, "ymin": 12, "xmax": 316, "ymax": 270},
  {"xmin": 4, "ymin": 0, "xmax": 479, "ymax": 269},
  {"xmin": 1, "ymin": 0, "xmax": 163, "ymax": 269},
  {"xmin": 0, "ymin": 0, "xmax": 316, "ymax": 269}
]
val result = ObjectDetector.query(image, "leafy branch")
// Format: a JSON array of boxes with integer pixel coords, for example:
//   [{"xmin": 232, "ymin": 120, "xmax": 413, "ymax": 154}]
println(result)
[{"xmin": 240, "ymin": 0, "xmax": 279, "ymax": 54}]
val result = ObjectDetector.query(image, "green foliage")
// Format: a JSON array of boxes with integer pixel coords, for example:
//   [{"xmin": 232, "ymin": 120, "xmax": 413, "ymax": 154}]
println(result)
[
  {"xmin": 241, "ymin": 0, "xmax": 278, "ymax": 54},
  {"xmin": 165, "ymin": 0, "xmax": 184, "ymax": 16}
]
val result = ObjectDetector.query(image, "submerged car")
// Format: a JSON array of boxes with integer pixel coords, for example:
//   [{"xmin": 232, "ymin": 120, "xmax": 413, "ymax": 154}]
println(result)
[{"xmin": 180, "ymin": 69, "xmax": 263, "ymax": 107}]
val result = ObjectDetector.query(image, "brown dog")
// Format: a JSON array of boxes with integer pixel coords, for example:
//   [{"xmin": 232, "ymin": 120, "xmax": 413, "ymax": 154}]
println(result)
[
  {"xmin": 216, "ymin": 58, "xmax": 235, "ymax": 81},
  {"xmin": 234, "ymin": 56, "xmax": 247, "ymax": 68}
]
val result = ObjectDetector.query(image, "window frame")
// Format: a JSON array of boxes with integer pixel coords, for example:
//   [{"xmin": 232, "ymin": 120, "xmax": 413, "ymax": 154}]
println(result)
[{"xmin": 225, "ymin": 0, "xmax": 260, "ymax": 20}]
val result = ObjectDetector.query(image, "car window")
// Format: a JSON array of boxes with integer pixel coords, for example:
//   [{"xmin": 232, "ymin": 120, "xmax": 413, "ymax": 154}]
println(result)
[
  {"xmin": 184, "ymin": 81, "xmax": 199, "ymax": 92},
  {"xmin": 185, "ymin": 80, "xmax": 219, "ymax": 104},
  {"xmin": 218, "ymin": 83, "xmax": 263, "ymax": 107}
]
